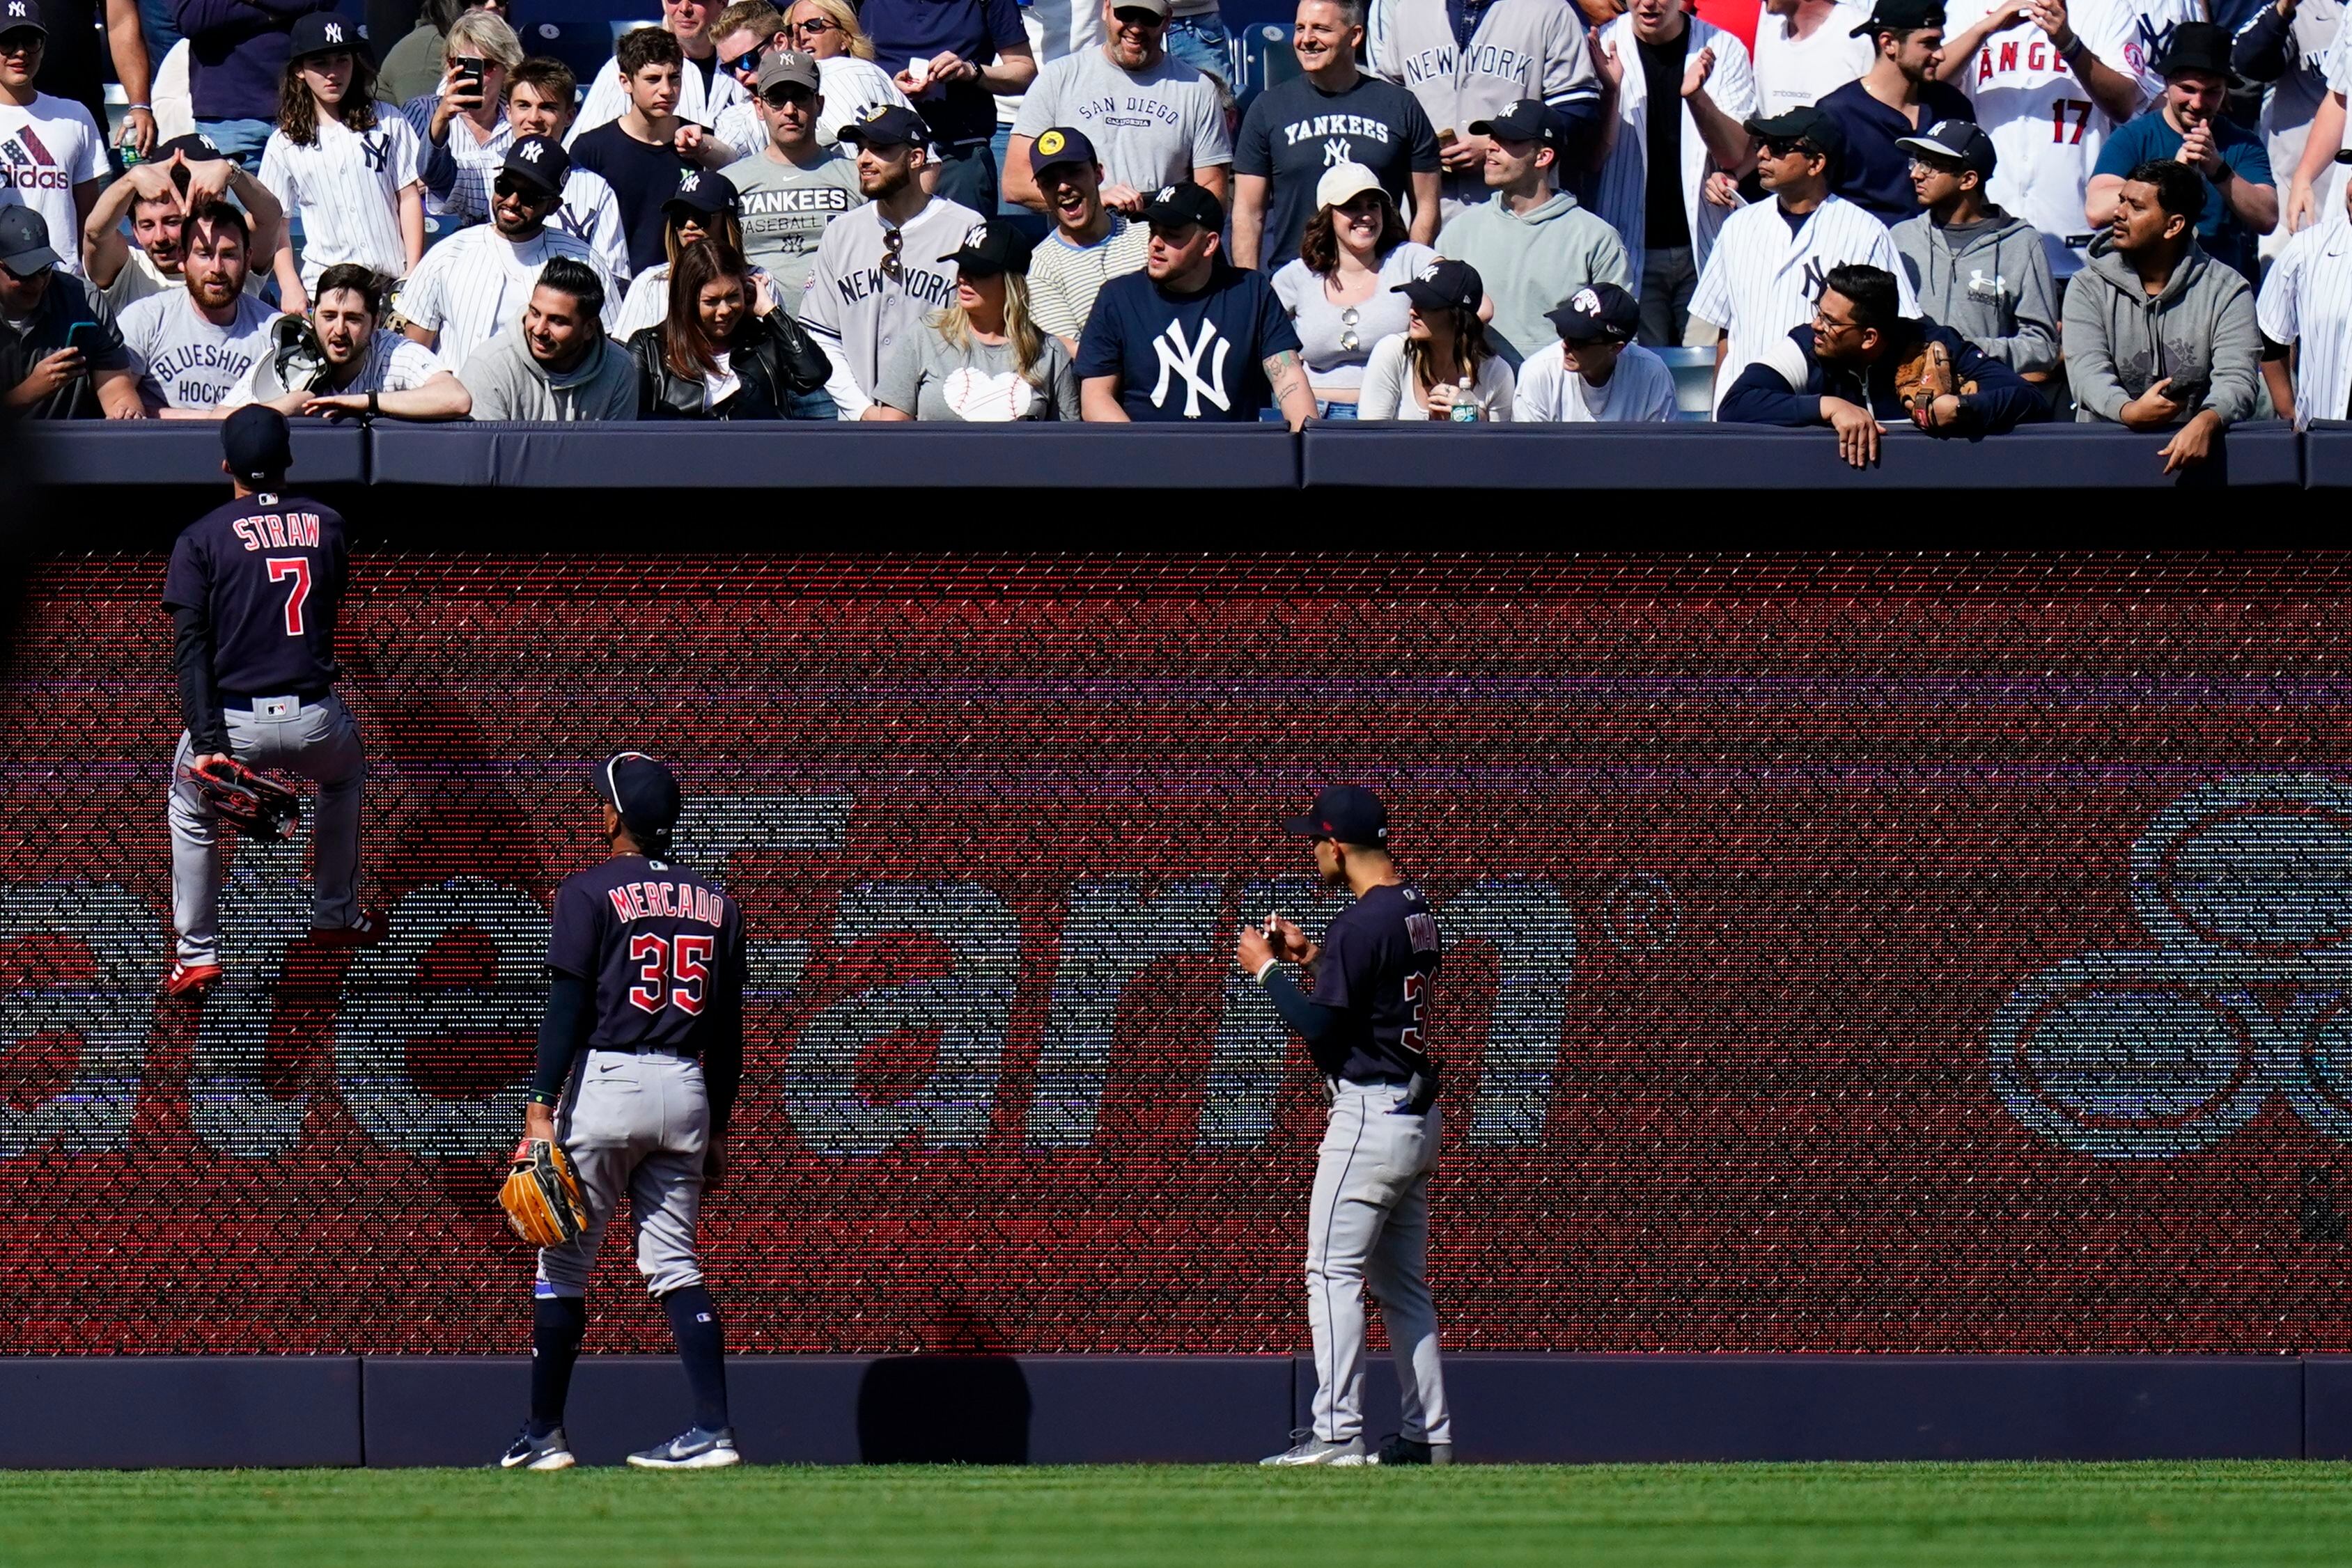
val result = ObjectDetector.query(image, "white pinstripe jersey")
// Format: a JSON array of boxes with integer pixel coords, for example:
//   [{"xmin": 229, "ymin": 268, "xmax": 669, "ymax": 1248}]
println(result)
[
  {"xmin": 402, "ymin": 94, "xmax": 509, "ymax": 219},
  {"xmin": 568, "ymin": 42, "xmax": 749, "ymax": 145},
  {"xmin": 2258, "ymin": 214, "xmax": 2352, "ymax": 427},
  {"xmin": 2112, "ymin": 0, "xmax": 2208, "ymax": 104},
  {"xmin": 258, "ymin": 113, "xmax": 423, "ymax": 286},
  {"xmin": 391, "ymin": 97, "xmax": 637, "ymax": 283},
  {"xmin": 1593, "ymin": 15, "xmax": 1757, "ymax": 288},
  {"xmin": 1688, "ymin": 191, "xmax": 1917, "ymax": 409},
  {"xmin": 394, "ymin": 224, "xmax": 612, "ymax": 371},
  {"xmin": 224, "ymin": 328, "xmax": 446, "ymax": 405}
]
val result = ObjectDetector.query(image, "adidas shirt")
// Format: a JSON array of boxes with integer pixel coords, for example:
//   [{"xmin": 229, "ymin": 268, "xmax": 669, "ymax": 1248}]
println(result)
[{"xmin": 0, "ymin": 92, "xmax": 104, "ymax": 278}]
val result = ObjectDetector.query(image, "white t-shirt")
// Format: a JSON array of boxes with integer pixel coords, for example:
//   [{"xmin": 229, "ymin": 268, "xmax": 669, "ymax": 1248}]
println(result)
[
  {"xmin": 1513, "ymin": 339, "xmax": 1681, "ymax": 421},
  {"xmin": 117, "ymin": 289, "xmax": 286, "ymax": 408},
  {"xmin": 258, "ymin": 113, "xmax": 424, "ymax": 287},
  {"xmin": 224, "ymin": 327, "xmax": 444, "ymax": 406},
  {"xmin": 1355, "ymin": 332, "xmax": 1516, "ymax": 418},
  {"xmin": 1750, "ymin": 1, "xmax": 1876, "ymax": 117},
  {"xmin": 0, "ymin": 93, "xmax": 107, "ymax": 278}
]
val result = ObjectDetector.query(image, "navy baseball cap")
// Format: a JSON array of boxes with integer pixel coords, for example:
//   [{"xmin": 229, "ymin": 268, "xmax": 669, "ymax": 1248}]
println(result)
[
  {"xmin": 0, "ymin": 205, "xmax": 58, "ymax": 276},
  {"xmin": 1142, "ymin": 180, "xmax": 1224, "ymax": 233},
  {"xmin": 1850, "ymin": 0, "xmax": 1943, "ymax": 35},
  {"xmin": 663, "ymin": 167, "xmax": 738, "ymax": 217},
  {"xmin": 157, "ymin": 130, "xmax": 228, "ymax": 163},
  {"xmin": 287, "ymin": 10, "xmax": 365, "ymax": 61},
  {"xmin": 941, "ymin": 216, "xmax": 1034, "ymax": 276},
  {"xmin": 223, "ymin": 405, "xmax": 294, "ymax": 483},
  {"xmin": 0, "ymin": 0, "xmax": 48, "ymax": 38},
  {"xmin": 1396, "ymin": 256, "xmax": 1482, "ymax": 314},
  {"xmin": 838, "ymin": 102, "xmax": 930, "ymax": 149},
  {"xmin": 595, "ymin": 751, "xmax": 683, "ymax": 840},
  {"xmin": 2153, "ymin": 20, "xmax": 2232, "ymax": 78},
  {"xmin": 1896, "ymin": 118, "xmax": 1995, "ymax": 176},
  {"xmin": 1285, "ymin": 786, "xmax": 1390, "ymax": 848},
  {"xmin": 1548, "ymin": 281, "xmax": 1639, "ymax": 343},
  {"xmin": 1745, "ymin": 105, "xmax": 1846, "ymax": 165},
  {"xmin": 501, "ymin": 134, "xmax": 570, "ymax": 196},
  {"xmin": 1029, "ymin": 125, "xmax": 1098, "ymax": 175},
  {"xmin": 1469, "ymin": 99, "xmax": 1557, "ymax": 146}
]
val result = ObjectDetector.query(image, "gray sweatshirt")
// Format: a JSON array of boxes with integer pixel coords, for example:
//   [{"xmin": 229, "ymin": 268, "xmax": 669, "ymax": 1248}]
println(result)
[
  {"xmin": 1888, "ymin": 206, "xmax": 2059, "ymax": 376},
  {"xmin": 458, "ymin": 331, "xmax": 639, "ymax": 421},
  {"xmin": 2062, "ymin": 242, "xmax": 2261, "ymax": 425},
  {"xmin": 1436, "ymin": 189, "xmax": 1632, "ymax": 367}
]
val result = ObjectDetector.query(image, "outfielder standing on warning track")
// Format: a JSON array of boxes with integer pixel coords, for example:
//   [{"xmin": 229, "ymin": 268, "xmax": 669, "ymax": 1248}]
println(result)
[
  {"xmin": 162, "ymin": 406, "xmax": 382, "ymax": 998},
  {"xmin": 499, "ymin": 751, "xmax": 748, "ymax": 1472},
  {"xmin": 1240, "ymin": 784, "xmax": 1451, "ymax": 1468}
]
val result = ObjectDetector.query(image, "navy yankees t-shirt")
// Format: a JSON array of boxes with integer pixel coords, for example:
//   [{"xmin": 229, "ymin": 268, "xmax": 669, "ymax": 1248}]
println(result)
[
  {"xmin": 1233, "ymin": 75, "xmax": 1439, "ymax": 270},
  {"xmin": 1309, "ymin": 882, "xmax": 1442, "ymax": 1084},
  {"xmin": 1075, "ymin": 262, "xmax": 1301, "ymax": 421},
  {"xmin": 161, "ymin": 492, "xmax": 348, "ymax": 696},
  {"xmin": 568, "ymin": 121, "xmax": 696, "ymax": 276},
  {"xmin": 547, "ymin": 853, "xmax": 746, "ymax": 1053}
]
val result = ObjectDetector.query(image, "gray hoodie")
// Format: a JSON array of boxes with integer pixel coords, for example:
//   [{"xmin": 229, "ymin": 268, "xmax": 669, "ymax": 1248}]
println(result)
[
  {"xmin": 1437, "ymin": 189, "xmax": 1633, "ymax": 367},
  {"xmin": 2062, "ymin": 242, "xmax": 2261, "ymax": 425},
  {"xmin": 1888, "ymin": 206, "xmax": 2059, "ymax": 376},
  {"xmin": 458, "ymin": 331, "xmax": 639, "ymax": 422}
]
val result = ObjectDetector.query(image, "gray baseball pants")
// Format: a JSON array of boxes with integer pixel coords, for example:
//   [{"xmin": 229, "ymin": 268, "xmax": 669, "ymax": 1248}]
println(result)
[
  {"xmin": 538, "ymin": 1049, "xmax": 710, "ymax": 1299},
  {"xmin": 169, "ymin": 691, "xmax": 365, "ymax": 965},
  {"xmin": 1305, "ymin": 1081, "xmax": 1451, "ymax": 1445}
]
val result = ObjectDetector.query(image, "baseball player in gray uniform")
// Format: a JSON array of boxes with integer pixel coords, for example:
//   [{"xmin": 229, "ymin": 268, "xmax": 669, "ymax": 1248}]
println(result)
[
  {"xmin": 501, "ymin": 752, "xmax": 749, "ymax": 1472},
  {"xmin": 161, "ymin": 407, "xmax": 384, "ymax": 997},
  {"xmin": 798, "ymin": 102, "xmax": 983, "ymax": 414}
]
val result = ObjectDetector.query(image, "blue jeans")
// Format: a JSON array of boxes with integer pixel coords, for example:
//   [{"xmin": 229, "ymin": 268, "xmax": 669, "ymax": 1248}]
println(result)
[
  {"xmin": 787, "ymin": 386, "xmax": 839, "ymax": 421},
  {"xmin": 930, "ymin": 138, "xmax": 999, "ymax": 216},
  {"xmin": 1164, "ymin": 12, "xmax": 1232, "ymax": 88},
  {"xmin": 195, "ymin": 117, "xmax": 277, "ymax": 174}
]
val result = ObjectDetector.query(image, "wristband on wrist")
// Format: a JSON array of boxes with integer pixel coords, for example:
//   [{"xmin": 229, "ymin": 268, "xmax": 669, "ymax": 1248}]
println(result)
[
  {"xmin": 527, "ymin": 1089, "xmax": 559, "ymax": 1106},
  {"xmin": 2057, "ymin": 31, "xmax": 2087, "ymax": 58},
  {"xmin": 368, "ymin": 389, "xmax": 380, "ymax": 416},
  {"xmin": 1251, "ymin": 957, "xmax": 1280, "ymax": 984},
  {"xmin": 126, "ymin": 102, "xmax": 151, "ymax": 111}
]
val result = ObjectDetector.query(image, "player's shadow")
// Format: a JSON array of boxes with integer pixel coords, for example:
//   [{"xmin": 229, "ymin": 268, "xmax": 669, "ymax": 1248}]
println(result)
[{"xmin": 856, "ymin": 1298, "xmax": 1031, "ymax": 1464}]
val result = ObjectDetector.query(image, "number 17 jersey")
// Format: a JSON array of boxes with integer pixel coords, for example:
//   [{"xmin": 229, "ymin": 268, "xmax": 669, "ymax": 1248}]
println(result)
[{"xmin": 547, "ymin": 854, "xmax": 746, "ymax": 1054}]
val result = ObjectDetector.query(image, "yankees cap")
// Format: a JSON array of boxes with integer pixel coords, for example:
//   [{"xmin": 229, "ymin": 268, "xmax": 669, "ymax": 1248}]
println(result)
[
  {"xmin": 837, "ymin": 102, "xmax": 930, "ymax": 149},
  {"xmin": 222, "ymin": 405, "xmax": 295, "ymax": 485},
  {"xmin": 156, "ymin": 130, "xmax": 228, "ymax": 163},
  {"xmin": 1396, "ymin": 256, "xmax": 1482, "ymax": 315},
  {"xmin": 1315, "ymin": 160, "xmax": 1382, "ymax": 212},
  {"xmin": 1547, "ymin": 281, "xmax": 1640, "ymax": 343},
  {"xmin": 1468, "ymin": 98, "xmax": 1557, "ymax": 147},
  {"xmin": 663, "ymin": 167, "xmax": 738, "ymax": 217},
  {"xmin": 1848, "ymin": 0, "xmax": 1943, "ymax": 35},
  {"xmin": 940, "ymin": 216, "xmax": 1034, "ymax": 276},
  {"xmin": 1142, "ymin": 179, "xmax": 1223, "ymax": 233},
  {"xmin": 1744, "ymin": 105, "xmax": 1845, "ymax": 165},
  {"xmin": 0, "ymin": 0, "xmax": 47, "ymax": 38},
  {"xmin": 755, "ymin": 47, "xmax": 819, "ymax": 95},
  {"xmin": 1284, "ymin": 785, "xmax": 1389, "ymax": 849},
  {"xmin": 595, "ymin": 751, "xmax": 683, "ymax": 840},
  {"xmin": 500, "ymin": 134, "xmax": 570, "ymax": 196},
  {"xmin": 1028, "ymin": 125, "xmax": 1097, "ymax": 175},
  {"xmin": 287, "ymin": 10, "xmax": 366, "ymax": 61},
  {"xmin": 0, "ymin": 205, "xmax": 58, "ymax": 276},
  {"xmin": 1896, "ymin": 118, "xmax": 1995, "ymax": 177}
]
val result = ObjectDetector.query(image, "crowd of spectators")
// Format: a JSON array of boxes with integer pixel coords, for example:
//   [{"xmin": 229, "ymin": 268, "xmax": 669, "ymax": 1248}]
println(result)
[{"xmin": 8, "ymin": 0, "xmax": 2352, "ymax": 469}]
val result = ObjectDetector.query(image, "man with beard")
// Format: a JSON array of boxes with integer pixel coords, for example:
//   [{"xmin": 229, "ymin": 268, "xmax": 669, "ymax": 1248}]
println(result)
[
  {"xmin": 116, "ymin": 198, "xmax": 285, "ymax": 411},
  {"xmin": 1006, "ymin": 0, "xmax": 1231, "ymax": 216},
  {"xmin": 1815, "ymin": 0, "xmax": 1975, "ymax": 224},
  {"xmin": 799, "ymin": 102, "xmax": 981, "ymax": 414},
  {"xmin": 227, "ymin": 261, "xmax": 469, "ymax": 416},
  {"xmin": 80, "ymin": 132, "xmax": 283, "ymax": 313},
  {"xmin": 455, "ymin": 253, "xmax": 639, "ymax": 418},
  {"xmin": 396, "ymin": 135, "xmax": 612, "ymax": 371},
  {"xmin": 1, "ymin": 205, "xmax": 146, "ymax": 416}
]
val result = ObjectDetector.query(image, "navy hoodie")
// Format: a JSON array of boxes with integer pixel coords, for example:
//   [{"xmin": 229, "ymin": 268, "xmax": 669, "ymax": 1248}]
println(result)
[{"xmin": 1718, "ymin": 320, "xmax": 2048, "ymax": 433}]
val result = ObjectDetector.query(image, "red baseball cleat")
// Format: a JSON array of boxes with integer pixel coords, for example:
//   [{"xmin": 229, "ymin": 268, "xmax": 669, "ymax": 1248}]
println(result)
[
  {"xmin": 309, "ymin": 911, "xmax": 391, "ymax": 948},
  {"xmin": 163, "ymin": 960, "xmax": 224, "ymax": 998}
]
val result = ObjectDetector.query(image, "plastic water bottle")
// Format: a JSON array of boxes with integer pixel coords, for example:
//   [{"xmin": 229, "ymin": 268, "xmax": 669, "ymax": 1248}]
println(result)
[{"xmin": 1449, "ymin": 376, "xmax": 1477, "ymax": 423}]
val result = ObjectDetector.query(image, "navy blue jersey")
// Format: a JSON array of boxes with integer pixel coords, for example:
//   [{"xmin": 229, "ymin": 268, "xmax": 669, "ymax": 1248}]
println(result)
[
  {"xmin": 161, "ymin": 492, "xmax": 348, "ymax": 696},
  {"xmin": 1309, "ymin": 882, "xmax": 1442, "ymax": 1084},
  {"xmin": 547, "ymin": 853, "xmax": 746, "ymax": 1053}
]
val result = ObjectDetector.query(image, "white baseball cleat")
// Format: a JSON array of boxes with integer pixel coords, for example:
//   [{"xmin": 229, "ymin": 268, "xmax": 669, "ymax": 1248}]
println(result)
[{"xmin": 1260, "ymin": 1430, "xmax": 1367, "ymax": 1466}]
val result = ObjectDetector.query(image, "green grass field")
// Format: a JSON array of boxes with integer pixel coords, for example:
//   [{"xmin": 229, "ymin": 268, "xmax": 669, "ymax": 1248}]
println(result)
[{"xmin": 3, "ymin": 1463, "xmax": 2350, "ymax": 1568}]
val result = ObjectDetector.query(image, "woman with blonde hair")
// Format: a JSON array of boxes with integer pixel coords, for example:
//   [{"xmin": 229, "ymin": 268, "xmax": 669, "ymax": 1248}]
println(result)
[
  {"xmin": 784, "ymin": 0, "xmax": 912, "ymax": 144},
  {"xmin": 866, "ymin": 218, "xmax": 1078, "ymax": 421},
  {"xmin": 400, "ymin": 8, "xmax": 527, "ymax": 223},
  {"xmin": 1357, "ymin": 257, "xmax": 1513, "ymax": 421}
]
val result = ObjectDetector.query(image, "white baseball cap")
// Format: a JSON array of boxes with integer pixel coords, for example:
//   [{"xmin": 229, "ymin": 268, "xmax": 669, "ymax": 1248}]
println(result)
[{"xmin": 1314, "ymin": 162, "xmax": 1383, "ymax": 212}]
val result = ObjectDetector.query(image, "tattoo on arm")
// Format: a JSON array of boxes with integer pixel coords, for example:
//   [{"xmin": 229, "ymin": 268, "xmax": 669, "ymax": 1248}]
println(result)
[{"xmin": 1265, "ymin": 350, "xmax": 1308, "ymax": 404}]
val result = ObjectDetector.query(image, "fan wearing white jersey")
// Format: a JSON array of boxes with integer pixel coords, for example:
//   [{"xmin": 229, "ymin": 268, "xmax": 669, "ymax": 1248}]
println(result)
[
  {"xmin": 1366, "ymin": 0, "xmax": 1602, "ymax": 216},
  {"xmin": 572, "ymin": 0, "xmax": 749, "ymax": 146},
  {"xmin": 2284, "ymin": 22, "xmax": 2352, "ymax": 232},
  {"xmin": 258, "ymin": 13, "xmax": 424, "ymax": 315},
  {"xmin": 2232, "ymin": 0, "xmax": 2347, "ymax": 260},
  {"xmin": 799, "ymin": 102, "xmax": 983, "ymax": 414},
  {"xmin": 2259, "ymin": 146, "xmax": 2352, "ymax": 425},
  {"xmin": 224, "ymin": 262, "xmax": 470, "ymax": 418},
  {"xmin": 1688, "ymin": 102, "xmax": 1915, "ymax": 408},
  {"xmin": 0, "ymin": 0, "xmax": 106, "ymax": 279},
  {"xmin": 401, "ymin": 9, "xmax": 524, "ymax": 229},
  {"xmin": 1936, "ymin": 0, "xmax": 2148, "ymax": 276},
  {"xmin": 399, "ymin": 136, "xmax": 611, "ymax": 373}
]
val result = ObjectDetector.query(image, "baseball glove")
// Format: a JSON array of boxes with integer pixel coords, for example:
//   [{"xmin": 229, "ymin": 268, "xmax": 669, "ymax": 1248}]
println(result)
[
  {"xmin": 1892, "ymin": 337, "xmax": 1978, "ymax": 416},
  {"xmin": 178, "ymin": 755, "xmax": 302, "ymax": 842},
  {"xmin": 499, "ymin": 1138, "xmax": 589, "ymax": 1247},
  {"xmin": 268, "ymin": 312, "xmax": 330, "ymax": 395}
]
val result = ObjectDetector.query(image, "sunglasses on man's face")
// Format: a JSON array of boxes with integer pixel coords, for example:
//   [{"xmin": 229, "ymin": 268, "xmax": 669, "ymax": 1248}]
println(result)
[
  {"xmin": 1763, "ymin": 138, "xmax": 1814, "ymax": 159},
  {"xmin": 723, "ymin": 40, "xmax": 767, "ymax": 72},
  {"xmin": 1111, "ymin": 8, "xmax": 1166, "ymax": 26},
  {"xmin": 763, "ymin": 85, "xmax": 816, "ymax": 108},
  {"xmin": 493, "ymin": 174, "xmax": 547, "ymax": 202}
]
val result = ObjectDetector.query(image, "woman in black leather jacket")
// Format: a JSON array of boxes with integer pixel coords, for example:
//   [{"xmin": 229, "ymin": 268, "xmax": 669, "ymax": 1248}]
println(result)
[{"xmin": 623, "ymin": 240, "xmax": 837, "ymax": 420}]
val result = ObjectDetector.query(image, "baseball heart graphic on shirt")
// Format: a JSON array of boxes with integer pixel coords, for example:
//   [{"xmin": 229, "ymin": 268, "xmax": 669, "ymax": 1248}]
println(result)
[{"xmin": 940, "ymin": 366, "xmax": 1036, "ymax": 421}]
